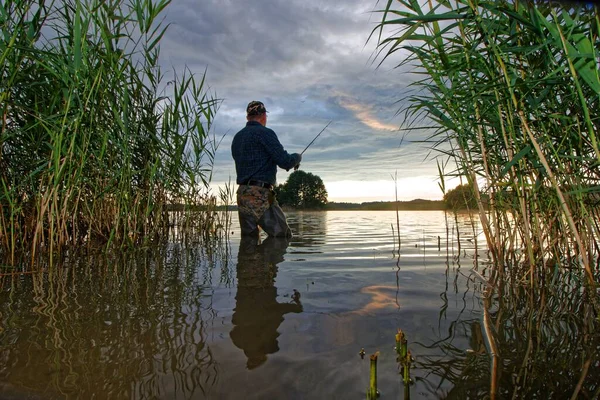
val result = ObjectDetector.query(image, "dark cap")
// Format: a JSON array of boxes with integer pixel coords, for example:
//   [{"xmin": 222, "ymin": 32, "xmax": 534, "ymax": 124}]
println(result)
[{"xmin": 246, "ymin": 100, "xmax": 268, "ymax": 116}]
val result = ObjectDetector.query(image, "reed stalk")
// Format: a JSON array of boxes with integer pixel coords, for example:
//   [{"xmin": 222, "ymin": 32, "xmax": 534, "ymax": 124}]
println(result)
[
  {"xmin": 367, "ymin": 351, "xmax": 380, "ymax": 400},
  {"xmin": 483, "ymin": 288, "xmax": 498, "ymax": 399},
  {"xmin": 395, "ymin": 328, "xmax": 413, "ymax": 388},
  {"xmin": 393, "ymin": 171, "xmax": 401, "ymax": 250},
  {"xmin": 395, "ymin": 328, "xmax": 407, "ymax": 360},
  {"xmin": 403, "ymin": 350, "xmax": 412, "ymax": 385}
]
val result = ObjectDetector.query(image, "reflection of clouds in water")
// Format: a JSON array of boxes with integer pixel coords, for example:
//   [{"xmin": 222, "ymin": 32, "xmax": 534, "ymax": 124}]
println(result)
[
  {"xmin": 353, "ymin": 285, "xmax": 399, "ymax": 315},
  {"xmin": 320, "ymin": 285, "xmax": 400, "ymax": 347},
  {"xmin": 230, "ymin": 236, "xmax": 303, "ymax": 369}
]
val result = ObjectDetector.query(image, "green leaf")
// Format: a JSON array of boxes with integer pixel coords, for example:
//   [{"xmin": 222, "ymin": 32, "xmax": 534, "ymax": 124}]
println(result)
[
  {"xmin": 537, "ymin": 8, "xmax": 600, "ymax": 94},
  {"xmin": 500, "ymin": 145, "xmax": 531, "ymax": 177}
]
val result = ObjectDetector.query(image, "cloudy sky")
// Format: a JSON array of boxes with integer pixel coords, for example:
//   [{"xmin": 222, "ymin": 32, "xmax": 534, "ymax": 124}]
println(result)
[{"xmin": 159, "ymin": 0, "xmax": 458, "ymax": 202}]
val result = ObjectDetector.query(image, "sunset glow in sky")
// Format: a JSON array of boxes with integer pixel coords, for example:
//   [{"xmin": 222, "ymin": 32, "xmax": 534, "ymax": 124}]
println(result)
[{"xmin": 159, "ymin": 0, "xmax": 455, "ymax": 202}]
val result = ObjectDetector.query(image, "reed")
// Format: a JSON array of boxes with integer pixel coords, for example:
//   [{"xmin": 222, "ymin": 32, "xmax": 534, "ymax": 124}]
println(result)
[
  {"xmin": 395, "ymin": 328, "xmax": 413, "ymax": 388},
  {"xmin": 403, "ymin": 350, "xmax": 412, "ymax": 385},
  {"xmin": 393, "ymin": 171, "xmax": 402, "ymax": 251},
  {"xmin": 0, "ymin": 0, "xmax": 219, "ymax": 265},
  {"xmin": 367, "ymin": 351, "xmax": 380, "ymax": 400},
  {"xmin": 374, "ymin": 1, "xmax": 599, "ymax": 286},
  {"xmin": 375, "ymin": 1, "xmax": 600, "ymax": 395},
  {"xmin": 395, "ymin": 328, "xmax": 407, "ymax": 361}
]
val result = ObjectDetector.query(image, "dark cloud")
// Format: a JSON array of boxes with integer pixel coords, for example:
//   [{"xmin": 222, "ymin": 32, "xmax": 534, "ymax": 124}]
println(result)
[{"xmin": 158, "ymin": 0, "xmax": 442, "ymax": 200}]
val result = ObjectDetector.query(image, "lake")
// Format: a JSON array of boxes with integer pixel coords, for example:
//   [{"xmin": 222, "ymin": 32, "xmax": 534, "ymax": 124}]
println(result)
[{"xmin": 0, "ymin": 210, "xmax": 576, "ymax": 398}]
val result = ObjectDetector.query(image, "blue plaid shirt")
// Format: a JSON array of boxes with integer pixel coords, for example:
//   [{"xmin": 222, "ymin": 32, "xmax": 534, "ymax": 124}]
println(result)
[{"xmin": 231, "ymin": 121, "xmax": 301, "ymax": 186}]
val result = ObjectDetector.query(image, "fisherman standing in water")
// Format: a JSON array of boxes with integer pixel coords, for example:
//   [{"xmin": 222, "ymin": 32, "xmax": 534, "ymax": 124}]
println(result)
[{"xmin": 231, "ymin": 101, "xmax": 302, "ymax": 237}]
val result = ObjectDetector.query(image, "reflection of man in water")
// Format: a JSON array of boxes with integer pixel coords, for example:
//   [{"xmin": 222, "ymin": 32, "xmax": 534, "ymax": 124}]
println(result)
[{"xmin": 230, "ymin": 236, "xmax": 303, "ymax": 369}]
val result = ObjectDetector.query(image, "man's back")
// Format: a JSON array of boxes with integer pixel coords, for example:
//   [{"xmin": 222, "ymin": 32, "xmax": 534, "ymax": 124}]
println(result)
[{"xmin": 231, "ymin": 121, "xmax": 298, "ymax": 186}]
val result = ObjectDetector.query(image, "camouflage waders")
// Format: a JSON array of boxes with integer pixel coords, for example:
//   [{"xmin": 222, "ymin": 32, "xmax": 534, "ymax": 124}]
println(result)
[{"xmin": 236, "ymin": 185, "xmax": 292, "ymax": 237}]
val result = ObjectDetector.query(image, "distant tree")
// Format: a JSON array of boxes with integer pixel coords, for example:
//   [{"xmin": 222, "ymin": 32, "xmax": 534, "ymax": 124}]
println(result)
[
  {"xmin": 443, "ymin": 184, "xmax": 479, "ymax": 210},
  {"xmin": 276, "ymin": 170, "xmax": 328, "ymax": 209}
]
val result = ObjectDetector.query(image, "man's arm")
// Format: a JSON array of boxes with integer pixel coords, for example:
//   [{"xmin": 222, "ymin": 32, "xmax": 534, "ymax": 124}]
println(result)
[{"xmin": 261, "ymin": 129, "xmax": 301, "ymax": 170}]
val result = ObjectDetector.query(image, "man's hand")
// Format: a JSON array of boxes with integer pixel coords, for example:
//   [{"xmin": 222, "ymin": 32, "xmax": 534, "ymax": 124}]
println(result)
[
  {"xmin": 294, "ymin": 153, "xmax": 302, "ymax": 171},
  {"xmin": 287, "ymin": 153, "xmax": 302, "ymax": 172}
]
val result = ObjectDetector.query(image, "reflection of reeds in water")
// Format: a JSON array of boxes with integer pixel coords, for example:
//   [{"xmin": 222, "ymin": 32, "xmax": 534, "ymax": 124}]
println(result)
[
  {"xmin": 415, "ymin": 265, "xmax": 599, "ymax": 398},
  {"xmin": 0, "ymin": 239, "xmax": 230, "ymax": 399}
]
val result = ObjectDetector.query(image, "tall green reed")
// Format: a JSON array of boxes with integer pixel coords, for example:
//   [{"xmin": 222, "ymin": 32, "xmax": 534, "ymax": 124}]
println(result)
[
  {"xmin": 0, "ymin": 0, "xmax": 219, "ymax": 265},
  {"xmin": 375, "ymin": 2, "xmax": 600, "ymax": 396},
  {"xmin": 374, "ymin": 0, "xmax": 599, "ymax": 288}
]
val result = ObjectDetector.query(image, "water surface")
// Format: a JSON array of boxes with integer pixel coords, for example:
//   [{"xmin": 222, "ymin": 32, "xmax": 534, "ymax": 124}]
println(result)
[{"xmin": 1, "ymin": 211, "xmax": 492, "ymax": 399}]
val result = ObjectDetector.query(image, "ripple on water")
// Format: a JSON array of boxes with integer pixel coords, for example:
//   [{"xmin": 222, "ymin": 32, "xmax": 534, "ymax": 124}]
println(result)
[{"xmin": 0, "ymin": 210, "xmax": 487, "ymax": 400}]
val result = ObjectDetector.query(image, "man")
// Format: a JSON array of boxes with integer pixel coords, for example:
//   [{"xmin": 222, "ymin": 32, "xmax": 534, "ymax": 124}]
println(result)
[{"xmin": 231, "ymin": 101, "xmax": 302, "ymax": 237}]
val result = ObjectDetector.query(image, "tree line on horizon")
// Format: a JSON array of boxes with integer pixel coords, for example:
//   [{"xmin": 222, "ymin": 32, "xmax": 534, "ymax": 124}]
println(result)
[{"xmin": 273, "ymin": 171, "xmax": 475, "ymax": 211}]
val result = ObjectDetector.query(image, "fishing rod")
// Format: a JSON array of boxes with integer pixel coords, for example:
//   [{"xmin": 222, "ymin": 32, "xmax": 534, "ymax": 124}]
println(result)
[
  {"xmin": 301, "ymin": 120, "xmax": 332, "ymax": 155},
  {"xmin": 287, "ymin": 120, "xmax": 332, "ymax": 172}
]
